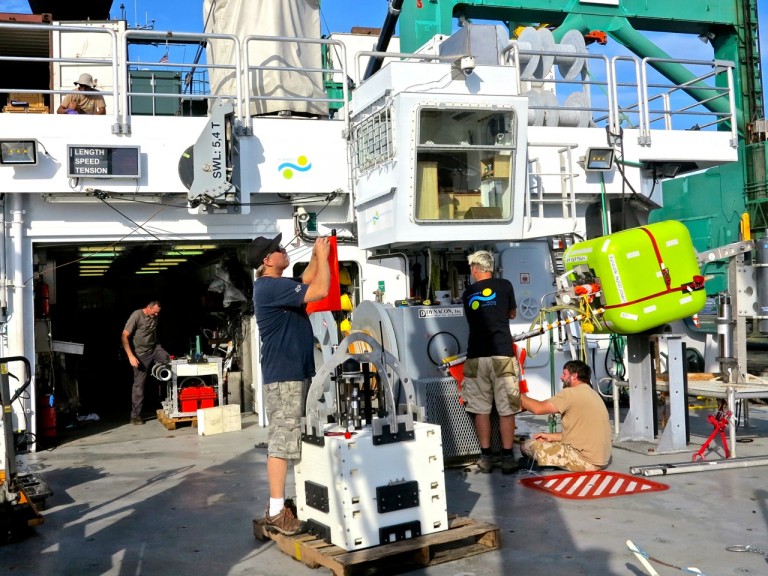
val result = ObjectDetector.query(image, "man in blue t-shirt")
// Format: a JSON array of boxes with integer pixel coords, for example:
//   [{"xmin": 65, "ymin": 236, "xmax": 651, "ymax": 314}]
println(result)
[
  {"xmin": 248, "ymin": 232, "xmax": 330, "ymax": 535},
  {"xmin": 462, "ymin": 250, "xmax": 519, "ymax": 474}
]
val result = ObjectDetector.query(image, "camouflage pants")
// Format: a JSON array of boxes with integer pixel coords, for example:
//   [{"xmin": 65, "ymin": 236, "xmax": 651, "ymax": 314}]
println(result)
[
  {"xmin": 521, "ymin": 438, "xmax": 603, "ymax": 472},
  {"xmin": 265, "ymin": 380, "xmax": 308, "ymax": 460}
]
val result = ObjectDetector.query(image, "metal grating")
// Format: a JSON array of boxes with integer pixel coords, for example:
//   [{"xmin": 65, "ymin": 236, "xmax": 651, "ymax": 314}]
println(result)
[
  {"xmin": 421, "ymin": 377, "xmax": 502, "ymax": 465},
  {"xmin": 351, "ymin": 106, "xmax": 394, "ymax": 175}
]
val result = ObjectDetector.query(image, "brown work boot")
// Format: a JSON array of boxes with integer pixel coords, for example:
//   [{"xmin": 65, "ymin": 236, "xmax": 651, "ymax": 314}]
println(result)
[
  {"xmin": 264, "ymin": 502, "xmax": 305, "ymax": 536},
  {"xmin": 476, "ymin": 454, "xmax": 494, "ymax": 473},
  {"xmin": 501, "ymin": 455, "xmax": 520, "ymax": 475}
]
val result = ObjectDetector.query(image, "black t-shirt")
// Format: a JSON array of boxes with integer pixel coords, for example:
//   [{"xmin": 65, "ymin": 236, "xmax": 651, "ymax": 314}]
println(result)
[{"xmin": 462, "ymin": 277, "xmax": 516, "ymax": 358}]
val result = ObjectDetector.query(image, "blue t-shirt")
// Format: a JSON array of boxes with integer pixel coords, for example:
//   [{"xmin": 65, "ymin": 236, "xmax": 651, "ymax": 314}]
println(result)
[{"xmin": 253, "ymin": 276, "xmax": 315, "ymax": 384}]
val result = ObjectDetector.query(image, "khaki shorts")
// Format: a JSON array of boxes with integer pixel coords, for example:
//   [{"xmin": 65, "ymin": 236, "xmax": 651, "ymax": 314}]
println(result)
[
  {"xmin": 462, "ymin": 356, "xmax": 520, "ymax": 416},
  {"xmin": 521, "ymin": 438, "xmax": 604, "ymax": 472},
  {"xmin": 265, "ymin": 380, "xmax": 308, "ymax": 460}
]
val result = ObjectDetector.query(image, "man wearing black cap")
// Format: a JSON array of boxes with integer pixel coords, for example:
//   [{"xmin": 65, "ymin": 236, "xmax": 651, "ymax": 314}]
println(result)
[
  {"xmin": 56, "ymin": 73, "xmax": 106, "ymax": 115},
  {"xmin": 248, "ymin": 233, "xmax": 330, "ymax": 535}
]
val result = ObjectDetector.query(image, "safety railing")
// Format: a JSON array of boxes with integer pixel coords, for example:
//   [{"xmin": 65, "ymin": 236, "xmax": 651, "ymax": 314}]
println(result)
[
  {"xmin": 525, "ymin": 142, "xmax": 580, "ymax": 232},
  {"xmin": 503, "ymin": 41, "xmax": 615, "ymax": 131},
  {"xmin": 0, "ymin": 21, "xmax": 122, "ymax": 132},
  {"xmin": 0, "ymin": 20, "xmax": 737, "ymax": 145},
  {"xmin": 638, "ymin": 57, "xmax": 737, "ymax": 145},
  {"xmin": 503, "ymin": 38, "xmax": 737, "ymax": 140},
  {"xmin": 124, "ymin": 29, "xmax": 242, "ymax": 123},
  {"xmin": 0, "ymin": 21, "xmax": 351, "ymax": 133},
  {"xmin": 242, "ymin": 35, "xmax": 349, "ymax": 134}
]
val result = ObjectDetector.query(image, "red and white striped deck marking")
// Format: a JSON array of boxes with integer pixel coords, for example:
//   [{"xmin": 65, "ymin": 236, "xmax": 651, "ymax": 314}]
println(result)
[{"xmin": 519, "ymin": 471, "xmax": 669, "ymax": 500}]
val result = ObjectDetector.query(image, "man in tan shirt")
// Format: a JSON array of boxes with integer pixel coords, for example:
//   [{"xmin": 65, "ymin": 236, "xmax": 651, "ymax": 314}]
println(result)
[
  {"xmin": 520, "ymin": 360, "xmax": 612, "ymax": 471},
  {"xmin": 57, "ymin": 73, "xmax": 106, "ymax": 115}
]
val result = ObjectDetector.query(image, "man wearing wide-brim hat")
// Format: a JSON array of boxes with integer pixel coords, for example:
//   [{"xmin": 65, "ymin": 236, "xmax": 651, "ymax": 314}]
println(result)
[{"xmin": 56, "ymin": 73, "xmax": 107, "ymax": 115}]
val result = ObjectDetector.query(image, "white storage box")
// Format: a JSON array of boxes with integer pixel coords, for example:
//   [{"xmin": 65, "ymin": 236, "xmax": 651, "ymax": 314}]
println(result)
[
  {"xmin": 197, "ymin": 404, "xmax": 241, "ymax": 436},
  {"xmin": 295, "ymin": 421, "xmax": 448, "ymax": 551}
]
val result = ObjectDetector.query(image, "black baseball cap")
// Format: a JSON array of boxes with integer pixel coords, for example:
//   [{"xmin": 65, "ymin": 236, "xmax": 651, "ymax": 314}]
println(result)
[{"xmin": 246, "ymin": 233, "xmax": 282, "ymax": 268}]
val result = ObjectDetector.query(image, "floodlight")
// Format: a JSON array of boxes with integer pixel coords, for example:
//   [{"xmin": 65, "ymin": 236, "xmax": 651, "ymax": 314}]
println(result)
[
  {"xmin": 584, "ymin": 147, "xmax": 614, "ymax": 171},
  {"xmin": 0, "ymin": 140, "xmax": 37, "ymax": 165}
]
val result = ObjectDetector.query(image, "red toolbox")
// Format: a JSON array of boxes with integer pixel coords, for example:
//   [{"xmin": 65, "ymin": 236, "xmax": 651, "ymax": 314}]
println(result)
[
  {"xmin": 179, "ymin": 387, "xmax": 200, "ymax": 413},
  {"xmin": 198, "ymin": 386, "xmax": 217, "ymax": 409}
]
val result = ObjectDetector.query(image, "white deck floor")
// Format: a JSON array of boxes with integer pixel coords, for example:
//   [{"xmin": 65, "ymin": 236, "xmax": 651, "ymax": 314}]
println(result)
[{"xmin": 2, "ymin": 402, "xmax": 767, "ymax": 575}]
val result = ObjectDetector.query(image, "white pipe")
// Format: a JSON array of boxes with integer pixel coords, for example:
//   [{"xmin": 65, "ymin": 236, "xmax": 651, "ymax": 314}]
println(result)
[
  {"xmin": 626, "ymin": 540, "xmax": 660, "ymax": 576},
  {"xmin": 727, "ymin": 386, "xmax": 737, "ymax": 458},
  {"xmin": 630, "ymin": 455, "xmax": 768, "ymax": 476},
  {"xmin": 0, "ymin": 198, "xmax": 7, "ymax": 342},
  {"xmin": 9, "ymin": 195, "xmax": 36, "ymax": 449}
]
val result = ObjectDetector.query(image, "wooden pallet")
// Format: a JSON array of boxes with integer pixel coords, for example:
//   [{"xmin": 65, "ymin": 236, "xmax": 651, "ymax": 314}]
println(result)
[
  {"xmin": 156, "ymin": 408, "xmax": 197, "ymax": 430},
  {"xmin": 253, "ymin": 515, "xmax": 500, "ymax": 576}
]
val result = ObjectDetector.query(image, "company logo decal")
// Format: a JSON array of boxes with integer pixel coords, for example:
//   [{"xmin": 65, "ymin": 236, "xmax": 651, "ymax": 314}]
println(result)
[
  {"xmin": 418, "ymin": 308, "xmax": 464, "ymax": 318},
  {"xmin": 469, "ymin": 288, "xmax": 496, "ymax": 310},
  {"xmin": 278, "ymin": 155, "xmax": 312, "ymax": 179}
]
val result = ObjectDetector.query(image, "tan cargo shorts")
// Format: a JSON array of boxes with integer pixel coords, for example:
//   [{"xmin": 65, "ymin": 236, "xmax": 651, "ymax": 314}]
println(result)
[
  {"xmin": 461, "ymin": 355, "xmax": 520, "ymax": 416},
  {"xmin": 265, "ymin": 379, "xmax": 308, "ymax": 460}
]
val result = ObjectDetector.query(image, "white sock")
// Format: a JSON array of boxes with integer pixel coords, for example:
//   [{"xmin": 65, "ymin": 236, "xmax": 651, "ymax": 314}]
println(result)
[{"xmin": 269, "ymin": 497, "xmax": 284, "ymax": 517}]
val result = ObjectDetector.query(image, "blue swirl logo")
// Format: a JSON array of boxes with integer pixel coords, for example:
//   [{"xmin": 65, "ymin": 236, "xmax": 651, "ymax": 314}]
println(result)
[
  {"xmin": 469, "ymin": 288, "xmax": 496, "ymax": 310},
  {"xmin": 278, "ymin": 155, "xmax": 312, "ymax": 179}
]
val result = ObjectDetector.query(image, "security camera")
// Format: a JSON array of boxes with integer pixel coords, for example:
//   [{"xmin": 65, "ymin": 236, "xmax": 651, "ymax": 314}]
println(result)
[
  {"xmin": 294, "ymin": 206, "xmax": 310, "ymax": 223},
  {"xmin": 460, "ymin": 56, "xmax": 475, "ymax": 76}
]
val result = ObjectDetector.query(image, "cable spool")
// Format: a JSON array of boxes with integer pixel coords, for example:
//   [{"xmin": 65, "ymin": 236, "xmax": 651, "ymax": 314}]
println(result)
[
  {"xmin": 541, "ymin": 89, "xmax": 560, "ymax": 127},
  {"xmin": 555, "ymin": 29, "xmax": 588, "ymax": 80},
  {"xmin": 559, "ymin": 92, "xmax": 591, "ymax": 127},
  {"xmin": 523, "ymin": 89, "xmax": 546, "ymax": 126},
  {"xmin": 151, "ymin": 362, "xmax": 173, "ymax": 382},
  {"xmin": 516, "ymin": 27, "xmax": 542, "ymax": 80},
  {"xmin": 534, "ymin": 27, "xmax": 556, "ymax": 80}
]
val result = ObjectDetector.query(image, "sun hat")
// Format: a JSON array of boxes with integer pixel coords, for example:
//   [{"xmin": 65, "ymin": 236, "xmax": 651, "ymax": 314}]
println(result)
[{"xmin": 75, "ymin": 73, "xmax": 95, "ymax": 88}]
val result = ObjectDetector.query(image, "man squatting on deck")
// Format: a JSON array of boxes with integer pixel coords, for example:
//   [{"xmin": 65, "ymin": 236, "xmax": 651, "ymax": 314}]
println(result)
[
  {"xmin": 520, "ymin": 360, "xmax": 612, "ymax": 471},
  {"xmin": 249, "ymin": 233, "xmax": 330, "ymax": 535}
]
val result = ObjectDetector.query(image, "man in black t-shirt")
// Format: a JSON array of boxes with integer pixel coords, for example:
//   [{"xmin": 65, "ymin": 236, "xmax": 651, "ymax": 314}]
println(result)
[{"xmin": 462, "ymin": 250, "xmax": 519, "ymax": 474}]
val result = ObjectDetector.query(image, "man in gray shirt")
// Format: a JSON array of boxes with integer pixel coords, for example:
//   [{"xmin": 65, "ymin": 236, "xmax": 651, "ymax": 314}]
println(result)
[{"xmin": 121, "ymin": 300, "xmax": 170, "ymax": 424}]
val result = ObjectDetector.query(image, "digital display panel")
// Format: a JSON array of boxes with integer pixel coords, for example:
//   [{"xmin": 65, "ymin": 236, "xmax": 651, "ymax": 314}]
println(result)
[{"xmin": 68, "ymin": 146, "xmax": 141, "ymax": 178}]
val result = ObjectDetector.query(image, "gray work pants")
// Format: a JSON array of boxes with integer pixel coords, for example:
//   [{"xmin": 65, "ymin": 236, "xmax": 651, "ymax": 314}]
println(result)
[{"xmin": 130, "ymin": 346, "xmax": 170, "ymax": 419}]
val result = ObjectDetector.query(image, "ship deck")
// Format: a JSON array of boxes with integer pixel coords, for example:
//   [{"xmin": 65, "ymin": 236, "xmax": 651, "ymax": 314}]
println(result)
[{"xmin": 2, "ymin": 401, "xmax": 767, "ymax": 575}]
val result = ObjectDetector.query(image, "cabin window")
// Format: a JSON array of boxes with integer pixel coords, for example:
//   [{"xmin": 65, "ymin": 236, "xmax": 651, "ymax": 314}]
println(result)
[{"xmin": 414, "ymin": 107, "xmax": 516, "ymax": 222}]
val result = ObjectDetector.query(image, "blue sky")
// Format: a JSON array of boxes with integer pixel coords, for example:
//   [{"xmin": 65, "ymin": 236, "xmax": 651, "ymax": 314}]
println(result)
[{"xmin": 0, "ymin": 0, "xmax": 386, "ymax": 33}]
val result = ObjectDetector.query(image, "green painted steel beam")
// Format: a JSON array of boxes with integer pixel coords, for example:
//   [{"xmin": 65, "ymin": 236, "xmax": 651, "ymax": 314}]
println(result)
[{"xmin": 400, "ymin": 1, "xmax": 741, "ymax": 53}]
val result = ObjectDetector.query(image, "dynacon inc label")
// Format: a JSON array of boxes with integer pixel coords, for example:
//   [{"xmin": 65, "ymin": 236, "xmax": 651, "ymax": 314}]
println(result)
[{"xmin": 418, "ymin": 308, "xmax": 464, "ymax": 318}]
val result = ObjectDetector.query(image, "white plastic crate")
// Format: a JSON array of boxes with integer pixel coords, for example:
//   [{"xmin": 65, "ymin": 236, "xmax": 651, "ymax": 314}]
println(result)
[{"xmin": 295, "ymin": 421, "xmax": 448, "ymax": 551}]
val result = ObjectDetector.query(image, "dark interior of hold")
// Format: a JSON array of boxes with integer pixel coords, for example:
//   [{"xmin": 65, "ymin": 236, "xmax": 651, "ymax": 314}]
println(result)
[{"xmin": 35, "ymin": 241, "xmax": 254, "ymax": 426}]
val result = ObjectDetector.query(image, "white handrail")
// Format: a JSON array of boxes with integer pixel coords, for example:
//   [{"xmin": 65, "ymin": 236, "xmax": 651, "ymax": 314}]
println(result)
[{"xmin": 0, "ymin": 22, "xmax": 120, "ymax": 131}]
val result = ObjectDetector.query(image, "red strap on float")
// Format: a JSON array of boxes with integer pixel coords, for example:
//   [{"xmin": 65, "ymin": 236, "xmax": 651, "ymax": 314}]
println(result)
[
  {"xmin": 639, "ymin": 226, "xmax": 671, "ymax": 290},
  {"xmin": 602, "ymin": 227, "xmax": 705, "ymax": 311}
]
